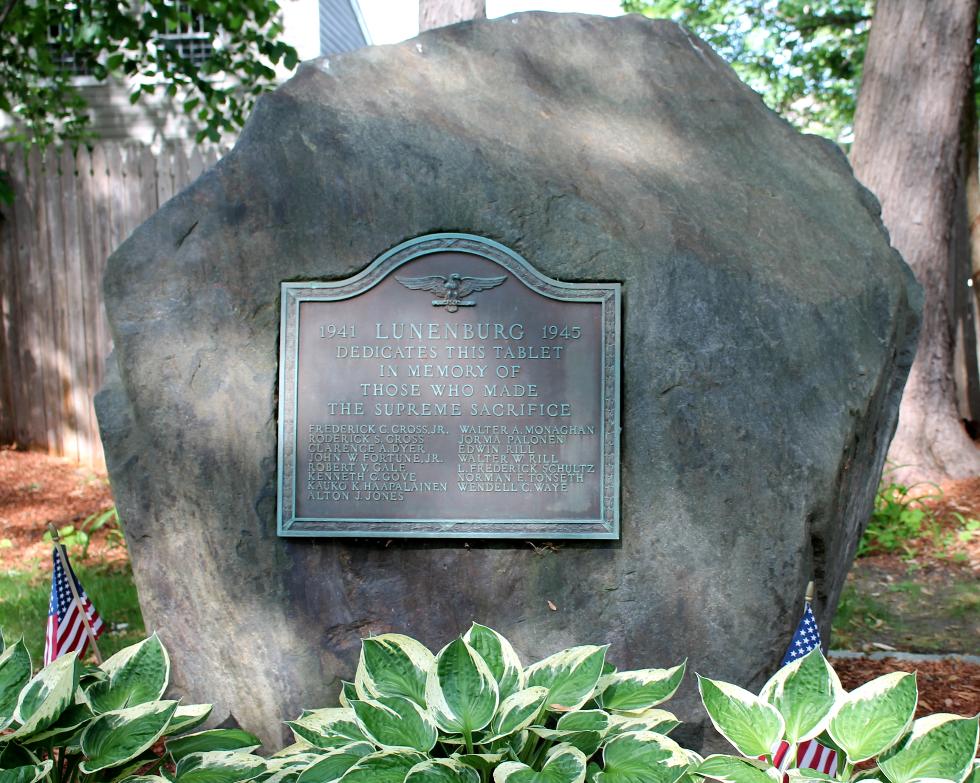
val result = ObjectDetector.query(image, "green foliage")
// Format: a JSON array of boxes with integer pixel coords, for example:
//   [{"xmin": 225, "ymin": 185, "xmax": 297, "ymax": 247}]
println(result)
[
  {"xmin": 858, "ymin": 480, "xmax": 942, "ymax": 558},
  {"xmin": 0, "ymin": 633, "xmax": 252, "ymax": 783},
  {"xmin": 857, "ymin": 474, "xmax": 980, "ymax": 560},
  {"xmin": 3, "ymin": 631, "xmax": 978, "ymax": 783},
  {"xmin": 0, "ymin": 564, "xmax": 144, "ymax": 664},
  {"xmin": 283, "ymin": 624, "xmax": 693, "ymax": 782},
  {"xmin": 622, "ymin": 0, "xmax": 872, "ymax": 141},
  {"xmin": 692, "ymin": 647, "xmax": 980, "ymax": 783},
  {"xmin": 0, "ymin": 0, "xmax": 299, "ymax": 148},
  {"xmin": 43, "ymin": 507, "xmax": 124, "ymax": 561}
]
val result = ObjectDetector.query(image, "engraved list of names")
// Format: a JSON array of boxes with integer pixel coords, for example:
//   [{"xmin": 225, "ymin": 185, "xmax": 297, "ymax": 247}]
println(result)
[{"xmin": 277, "ymin": 234, "xmax": 621, "ymax": 539}]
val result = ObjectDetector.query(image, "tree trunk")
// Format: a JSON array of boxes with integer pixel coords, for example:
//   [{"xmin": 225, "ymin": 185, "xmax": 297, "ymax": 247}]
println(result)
[
  {"xmin": 850, "ymin": 0, "xmax": 980, "ymax": 483},
  {"xmin": 419, "ymin": 0, "xmax": 486, "ymax": 32},
  {"xmin": 953, "ymin": 90, "xmax": 980, "ymax": 429}
]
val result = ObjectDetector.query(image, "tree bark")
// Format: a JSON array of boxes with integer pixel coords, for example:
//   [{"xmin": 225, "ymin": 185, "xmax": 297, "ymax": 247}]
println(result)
[
  {"xmin": 850, "ymin": 0, "xmax": 980, "ymax": 483},
  {"xmin": 953, "ymin": 89, "xmax": 980, "ymax": 428},
  {"xmin": 419, "ymin": 0, "xmax": 486, "ymax": 32}
]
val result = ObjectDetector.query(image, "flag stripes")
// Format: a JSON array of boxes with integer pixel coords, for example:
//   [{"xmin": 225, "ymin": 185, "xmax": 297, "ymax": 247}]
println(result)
[
  {"xmin": 43, "ymin": 548, "xmax": 104, "ymax": 665},
  {"xmin": 771, "ymin": 739, "xmax": 838, "ymax": 777}
]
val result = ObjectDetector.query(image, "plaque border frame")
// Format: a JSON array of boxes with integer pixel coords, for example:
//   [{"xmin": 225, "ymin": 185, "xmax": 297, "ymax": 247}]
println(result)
[{"xmin": 277, "ymin": 233, "xmax": 621, "ymax": 539}]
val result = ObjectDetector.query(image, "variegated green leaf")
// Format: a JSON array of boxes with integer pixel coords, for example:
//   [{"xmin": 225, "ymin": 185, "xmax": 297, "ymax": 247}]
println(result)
[
  {"xmin": 259, "ymin": 769, "xmax": 300, "ymax": 783},
  {"xmin": 172, "ymin": 750, "xmax": 267, "ymax": 783},
  {"xmin": 288, "ymin": 708, "xmax": 370, "ymax": 749},
  {"xmin": 558, "ymin": 710, "xmax": 609, "ymax": 733},
  {"xmin": 878, "ymin": 714, "xmax": 979, "ymax": 783},
  {"xmin": 166, "ymin": 704, "xmax": 214, "ymax": 736},
  {"xmin": 0, "ymin": 638, "xmax": 31, "ymax": 731},
  {"xmin": 760, "ymin": 649, "xmax": 840, "ymax": 745},
  {"xmin": 86, "ymin": 634, "xmax": 170, "ymax": 713},
  {"xmin": 272, "ymin": 741, "xmax": 316, "ymax": 757},
  {"xmin": 79, "ymin": 699, "xmax": 178, "ymax": 773},
  {"xmin": 598, "ymin": 662, "xmax": 686, "ymax": 713},
  {"xmin": 606, "ymin": 709, "xmax": 681, "ymax": 738},
  {"xmin": 526, "ymin": 646, "xmax": 608, "ymax": 712},
  {"xmin": 694, "ymin": 755, "xmax": 780, "ymax": 783},
  {"xmin": 406, "ymin": 758, "xmax": 481, "ymax": 783},
  {"xmin": 355, "ymin": 635, "xmax": 434, "ymax": 706},
  {"xmin": 338, "ymin": 750, "xmax": 426, "ymax": 783},
  {"xmin": 339, "ymin": 682, "xmax": 358, "ymax": 709},
  {"xmin": 426, "ymin": 638, "xmax": 499, "ymax": 735},
  {"xmin": 697, "ymin": 676, "xmax": 785, "ymax": 758},
  {"xmin": 464, "ymin": 624, "xmax": 525, "ymax": 699},
  {"xmin": 123, "ymin": 777, "xmax": 172, "ymax": 783},
  {"xmin": 99, "ymin": 750, "xmax": 160, "ymax": 782},
  {"xmin": 12, "ymin": 650, "xmax": 80, "ymax": 737},
  {"xmin": 533, "ymin": 711, "xmax": 610, "ymax": 756},
  {"xmin": 827, "ymin": 672, "xmax": 917, "ymax": 762},
  {"xmin": 452, "ymin": 754, "xmax": 506, "ymax": 777},
  {"xmin": 21, "ymin": 702, "xmax": 92, "ymax": 744},
  {"xmin": 166, "ymin": 728, "xmax": 262, "ymax": 761},
  {"xmin": 785, "ymin": 770, "xmax": 837, "ymax": 783},
  {"xmin": 0, "ymin": 762, "xmax": 54, "ymax": 783},
  {"xmin": 529, "ymin": 726, "xmax": 604, "ymax": 758},
  {"xmin": 487, "ymin": 687, "xmax": 549, "ymax": 741},
  {"xmin": 267, "ymin": 753, "xmax": 322, "ymax": 772},
  {"xmin": 295, "ymin": 742, "xmax": 375, "ymax": 783},
  {"xmin": 0, "ymin": 743, "xmax": 35, "ymax": 770},
  {"xmin": 494, "ymin": 744, "xmax": 587, "ymax": 783},
  {"xmin": 492, "ymin": 730, "xmax": 530, "ymax": 758},
  {"xmin": 594, "ymin": 730, "xmax": 692, "ymax": 783},
  {"xmin": 351, "ymin": 696, "xmax": 437, "ymax": 752}
]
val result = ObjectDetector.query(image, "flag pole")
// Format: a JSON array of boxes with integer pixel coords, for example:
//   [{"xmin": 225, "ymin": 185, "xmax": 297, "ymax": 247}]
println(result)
[
  {"xmin": 47, "ymin": 523, "xmax": 103, "ymax": 664},
  {"xmin": 805, "ymin": 580, "xmax": 814, "ymax": 605}
]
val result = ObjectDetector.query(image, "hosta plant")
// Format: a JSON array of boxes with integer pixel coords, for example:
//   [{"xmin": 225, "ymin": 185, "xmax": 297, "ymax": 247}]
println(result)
[
  {"xmin": 693, "ymin": 647, "xmax": 979, "ymax": 783},
  {"xmin": 278, "ymin": 623, "xmax": 696, "ymax": 783},
  {"xmin": 0, "ymin": 630, "xmax": 267, "ymax": 783}
]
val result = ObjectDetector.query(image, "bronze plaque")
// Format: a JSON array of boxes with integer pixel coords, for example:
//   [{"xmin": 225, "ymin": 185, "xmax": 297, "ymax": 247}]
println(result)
[{"xmin": 277, "ymin": 234, "xmax": 620, "ymax": 538}]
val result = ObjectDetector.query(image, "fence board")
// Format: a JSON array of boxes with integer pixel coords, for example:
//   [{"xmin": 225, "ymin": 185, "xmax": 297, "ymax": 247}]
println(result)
[
  {"xmin": 139, "ymin": 145, "xmax": 158, "ymax": 222},
  {"xmin": 60, "ymin": 146, "xmax": 88, "ymax": 463},
  {"xmin": 156, "ymin": 145, "xmax": 173, "ymax": 208},
  {"xmin": 10, "ymin": 149, "xmax": 47, "ymax": 445},
  {"xmin": 0, "ymin": 141, "xmax": 225, "ymax": 466}
]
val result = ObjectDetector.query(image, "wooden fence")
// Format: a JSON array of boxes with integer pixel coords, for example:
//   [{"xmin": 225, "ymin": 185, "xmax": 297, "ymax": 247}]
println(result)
[{"xmin": 0, "ymin": 142, "xmax": 224, "ymax": 467}]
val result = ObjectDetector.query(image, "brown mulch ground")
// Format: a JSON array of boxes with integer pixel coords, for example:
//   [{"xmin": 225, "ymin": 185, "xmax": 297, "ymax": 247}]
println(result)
[
  {"xmin": 930, "ymin": 475, "xmax": 980, "ymax": 572},
  {"xmin": 832, "ymin": 655, "xmax": 980, "ymax": 718},
  {"xmin": 0, "ymin": 446, "xmax": 122, "ymax": 570},
  {"xmin": 1, "ymin": 447, "xmax": 978, "ymax": 718}
]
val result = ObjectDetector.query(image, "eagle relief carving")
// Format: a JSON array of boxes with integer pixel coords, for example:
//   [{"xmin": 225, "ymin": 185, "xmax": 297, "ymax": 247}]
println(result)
[{"xmin": 395, "ymin": 272, "xmax": 507, "ymax": 312}]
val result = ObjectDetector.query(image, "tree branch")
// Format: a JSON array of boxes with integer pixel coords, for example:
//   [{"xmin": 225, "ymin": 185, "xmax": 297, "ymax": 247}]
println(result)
[
  {"xmin": 792, "ymin": 11, "xmax": 872, "ymax": 34},
  {"xmin": 0, "ymin": 0, "xmax": 18, "ymax": 31}
]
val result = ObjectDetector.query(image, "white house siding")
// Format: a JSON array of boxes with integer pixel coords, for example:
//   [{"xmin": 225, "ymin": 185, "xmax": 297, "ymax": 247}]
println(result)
[{"xmin": 319, "ymin": 0, "xmax": 371, "ymax": 55}]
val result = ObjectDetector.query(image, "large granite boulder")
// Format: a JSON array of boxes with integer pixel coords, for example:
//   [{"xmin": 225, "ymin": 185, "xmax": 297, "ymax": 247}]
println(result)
[{"xmin": 96, "ymin": 12, "xmax": 921, "ymax": 750}]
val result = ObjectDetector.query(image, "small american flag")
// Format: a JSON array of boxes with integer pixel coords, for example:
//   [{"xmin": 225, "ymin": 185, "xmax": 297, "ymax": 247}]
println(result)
[
  {"xmin": 781, "ymin": 602, "xmax": 822, "ymax": 666},
  {"xmin": 764, "ymin": 601, "xmax": 838, "ymax": 777},
  {"xmin": 44, "ymin": 547, "xmax": 104, "ymax": 665}
]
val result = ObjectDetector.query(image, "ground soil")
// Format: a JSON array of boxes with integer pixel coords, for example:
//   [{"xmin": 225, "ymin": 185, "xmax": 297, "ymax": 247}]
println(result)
[
  {"xmin": 0, "ymin": 446, "xmax": 123, "ymax": 569},
  {"xmin": 1, "ymin": 447, "xmax": 978, "ymax": 718},
  {"xmin": 831, "ymin": 655, "xmax": 980, "ymax": 718}
]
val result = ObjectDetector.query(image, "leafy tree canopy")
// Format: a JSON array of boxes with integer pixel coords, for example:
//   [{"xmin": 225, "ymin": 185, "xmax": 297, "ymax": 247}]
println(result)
[
  {"xmin": 0, "ymin": 0, "xmax": 299, "ymax": 147},
  {"xmin": 622, "ymin": 0, "xmax": 873, "ymax": 142}
]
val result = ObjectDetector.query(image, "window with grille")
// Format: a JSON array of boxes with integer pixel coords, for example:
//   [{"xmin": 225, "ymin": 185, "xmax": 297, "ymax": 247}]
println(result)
[
  {"xmin": 48, "ymin": 11, "xmax": 95, "ymax": 76},
  {"xmin": 49, "ymin": 2, "xmax": 215, "ymax": 75},
  {"xmin": 156, "ymin": 3, "xmax": 214, "ymax": 66}
]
